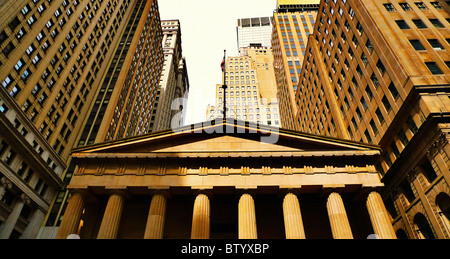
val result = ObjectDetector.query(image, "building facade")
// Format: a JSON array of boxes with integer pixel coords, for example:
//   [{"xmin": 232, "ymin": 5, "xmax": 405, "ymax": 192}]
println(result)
[
  {"xmin": 291, "ymin": 0, "xmax": 450, "ymax": 238},
  {"xmin": 206, "ymin": 46, "xmax": 281, "ymax": 127},
  {"xmin": 271, "ymin": 0, "xmax": 320, "ymax": 130},
  {"xmin": 38, "ymin": 0, "xmax": 164, "ymax": 238},
  {"xmin": 0, "ymin": 0, "xmax": 148, "ymax": 239},
  {"xmin": 237, "ymin": 17, "xmax": 273, "ymax": 53},
  {"xmin": 55, "ymin": 120, "xmax": 396, "ymax": 239},
  {"xmin": 152, "ymin": 19, "xmax": 189, "ymax": 132}
]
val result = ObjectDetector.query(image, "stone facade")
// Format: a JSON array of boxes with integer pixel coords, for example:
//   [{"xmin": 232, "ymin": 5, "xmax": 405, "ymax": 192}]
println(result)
[{"xmin": 56, "ymin": 120, "xmax": 396, "ymax": 239}]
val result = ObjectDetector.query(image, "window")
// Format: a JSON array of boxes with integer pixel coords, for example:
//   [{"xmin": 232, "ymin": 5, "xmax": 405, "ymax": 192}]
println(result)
[
  {"xmin": 377, "ymin": 60, "xmax": 386, "ymax": 75},
  {"xmin": 382, "ymin": 96, "xmax": 392, "ymax": 111},
  {"xmin": 397, "ymin": 130, "xmax": 409, "ymax": 146},
  {"xmin": 371, "ymin": 73, "xmax": 380, "ymax": 87},
  {"xmin": 384, "ymin": 3, "xmax": 396, "ymax": 11},
  {"xmin": 428, "ymin": 39, "xmax": 444, "ymax": 50},
  {"xmin": 360, "ymin": 96, "xmax": 368, "ymax": 110},
  {"xmin": 409, "ymin": 39, "xmax": 426, "ymax": 50},
  {"xmin": 361, "ymin": 53, "xmax": 368, "ymax": 66},
  {"xmin": 391, "ymin": 143, "xmax": 400, "ymax": 158},
  {"xmin": 14, "ymin": 59, "xmax": 24, "ymax": 71},
  {"xmin": 370, "ymin": 119, "xmax": 378, "ymax": 134},
  {"xmin": 425, "ymin": 62, "xmax": 443, "ymax": 74},
  {"xmin": 365, "ymin": 86, "xmax": 374, "ymax": 99},
  {"xmin": 407, "ymin": 116, "xmax": 419, "ymax": 134},
  {"xmin": 366, "ymin": 39, "xmax": 374, "ymax": 53},
  {"xmin": 2, "ymin": 75, "xmax": 12, "ymax": 88},
  {"xmin": 365, "ymin": 130, "xmax": 372, "ymax": 143},
  {"xmin": 395, "ymin": 20, "xmax": 410, "ymax": 29},
  {"xmin": 415, "ymin": 2, "xmax": 428, "ymax": 10},
  {"xmin": 388, "ymin": 83, "xmax": 400, "ymax": 99},
  {"xmin": 9, "ymin": 86, "xmax": 21, "ymax": 97},
  {"xmin": 27, "ymin": 15, "xmax": 36, "ymax": 26},
  {"xmin": 429, "ymin": 19, "xmax": 444, "ymax": 28},
  {"xmin": 412, "ymin": 19, "xmax": 427, "ymax": 28},
  {"xmin": 430, "ymin": 2, "xmax": 443, "ymax": 9},
  {"xmin": 399, "ymin": 3, "xmax": 412, "ymax": 11},
  {"xmin": 376, "ymin": 108, "xmax": 385, "ymax": 124}
]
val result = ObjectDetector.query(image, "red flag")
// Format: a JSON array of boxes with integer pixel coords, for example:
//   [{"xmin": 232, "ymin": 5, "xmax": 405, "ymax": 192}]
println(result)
[{"xmin": 221, "ymin": 58, "xmax": 225, "ymax": 72}]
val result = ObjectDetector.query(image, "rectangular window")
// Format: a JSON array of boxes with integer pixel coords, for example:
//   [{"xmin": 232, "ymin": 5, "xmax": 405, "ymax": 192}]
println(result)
[
  {"xmin": 407, "ymin": 116, "xmax": 419, "ymax": 134},
  {"xmin": 371, "ymin": 73, "xmax": 380, "ymax": 87},
  {"xmin": 395, "ymin": 20, "xmax": 410, "ymax": 29},
  {"xmin": 376, "ymin": 108, "xmax": 385, "ymax": 124},
  {"xmin": 377, "ymin": 60, "xmax": 386, "ymax": 75},
  {"xmin": 430, "ymin": 2, "xmax": 443, "ymax": 9},
  {"xmin": 399, "ymin": 3, "xmax": 412, "ymax": 11},
  {"xmin": 415, "ymin": 2, "xmax": 428, "ymax": 10},
  {"xmin": 429, "ymin": 19, "xmax": 444, "ymax": 28},
  {"xmin": 388, "ymin": 83, "xmax": 400, "ymax": 99},
  {"xmin": 425, "ymin": 62, "xmax": 443, "ymax": 74},
  {"xmin": 428, "ymin": 39, "xmax": 444, "ymax": 50},
  {"xmin": 384, "ymin": 3, "xmax": 396, "ymax": 11},
  {"xmin": 365, "ymin": 86, "xmax": 374, "ymax": 100},
  {"xmin": 370, "ymin": 119, "xmax": 378, "ymax": 134},
  {"xmin": 412, "ymin": 19, "xmax": 427, "ymax": 28},
  {"xmin": 409, "ymin": 39, "xmax": 426, "ymax": 50},
  {"xmin": 382, "ymin": 96, "xmax": 392, "ymax": 111},
  {"xmin": 391, "ymin": 143, "xmax": 400, "ymax": 158},
  {"xmin": 364, "ymin": 130, "xmax": 372, "ymax": 143},
  {"xmin": 397, "ymin": 130, "xmax": 409, "ymax": 146},
  {"xmin": 360, "ymin": 96, "xmax": 368, "ymax": 110}
]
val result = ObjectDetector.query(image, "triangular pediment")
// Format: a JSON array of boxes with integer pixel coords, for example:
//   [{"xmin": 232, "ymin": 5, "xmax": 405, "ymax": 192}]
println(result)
[{"xmin": 72, "ymin": 120, "xmax": 380, "ymax": 157}]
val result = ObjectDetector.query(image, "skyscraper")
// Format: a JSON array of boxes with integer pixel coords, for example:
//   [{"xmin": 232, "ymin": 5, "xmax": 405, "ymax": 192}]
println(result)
[
  {"xmin": 271, "ymin": 0, "xmax": 320, "ymax": 130},
  {"xmin": 236, "ymin": 17, "xmax": 273, "ymax": 53},
  {"xmin": 207, "ymin": 46, "xmax": 281, "ymax": 127},
  {"xmin": 38, "ymin": 0, "xmax": 165, "ymax": 238},
  {"xmin": 290, "ymin": 0, "xmax": 450, "ymax": 238},
  {"xmin": 0, "ymin": 0, "xmax": 154, "ymax": 239},
  {"xmin": 152, "ymin": 19, "xmax": 189, "ymax": 132}
]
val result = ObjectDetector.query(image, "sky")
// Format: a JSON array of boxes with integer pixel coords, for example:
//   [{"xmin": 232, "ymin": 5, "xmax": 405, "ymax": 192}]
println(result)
[{"xmin": 158, "ymin": 0, "xmax": 277, "ymax": 125}]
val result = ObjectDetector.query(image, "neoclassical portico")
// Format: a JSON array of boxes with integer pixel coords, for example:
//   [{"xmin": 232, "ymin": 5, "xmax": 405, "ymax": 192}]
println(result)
[{"xmin": 56, "ymin": 120, "xmax": 396, "ymax": 239}]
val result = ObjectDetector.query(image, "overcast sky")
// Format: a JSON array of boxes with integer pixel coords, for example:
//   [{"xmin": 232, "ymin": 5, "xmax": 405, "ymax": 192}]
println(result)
[{"xmin": 158, "ymin": 0, "xmax": 277, "ymax": 125}]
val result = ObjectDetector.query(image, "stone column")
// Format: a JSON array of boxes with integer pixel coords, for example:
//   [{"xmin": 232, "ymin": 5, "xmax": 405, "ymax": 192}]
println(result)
[
  {"xmin": 191, "ymin": 193, "xmax": 210, "ymax": 239},
  {"xmin": 0, "ymin": 194, "xmax": 30, "ymax": 239},
  {"xmin": 55, "ymin": 191, "xmax": 86, "ymax": 239},
  {"xmin": 20, "ymin": 208, "xmax": 45, "ymax": 239},
  {"xmin": 144, "ymin": 193, "xmax": 167, "ymax": 239},
  {"xmin": 97, "ymin": 192, "xmax": 125, "ymax": 239},
  {"xmin": 366, "ymin": 191, "xmax": 397, "ymax": 239},
  {"xmin": 283, "ymin": 193, "xmax": 306, "ymax": 239},
  {"xmin": 238, "ymin": 193, "xmax": 257, "ymax": 239},
  {"xmin": 327, "ymin": 192, "xmax": 353, "ymax": 239}
]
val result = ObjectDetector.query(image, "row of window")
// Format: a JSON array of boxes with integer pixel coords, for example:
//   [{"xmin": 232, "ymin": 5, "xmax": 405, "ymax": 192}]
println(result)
[{"xmin": 384, "ymin": 1, "xmax": 446, "ymax": 12}]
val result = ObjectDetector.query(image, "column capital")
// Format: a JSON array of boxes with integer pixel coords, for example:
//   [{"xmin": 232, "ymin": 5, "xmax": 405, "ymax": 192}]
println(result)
[
  {"xmin": 150, "ymin": 189, "xmax": 172, "ymax": 199},
  {"xmin": 279, "ymin": 188, "xmax": 301, "ymax": 197},
  {"xmin": 19, "ymin": 193, "xmax": 31, "ymax": 205},
  {"xmin": 104, "ymin": 186, "xmax": 130, "ymax": 198},
  {"xmin": 0, "ymin": 177, "xmax": 12, "ymax": 189},
  {"xmin": 192, "ymin": 189, "xmax": 213, "ymax": 199}
]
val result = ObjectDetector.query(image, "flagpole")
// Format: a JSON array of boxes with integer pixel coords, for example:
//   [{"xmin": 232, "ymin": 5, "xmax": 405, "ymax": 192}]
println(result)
[{"xmin": 222, "ymin": 50, "xmax": 227, "ymax": 122}]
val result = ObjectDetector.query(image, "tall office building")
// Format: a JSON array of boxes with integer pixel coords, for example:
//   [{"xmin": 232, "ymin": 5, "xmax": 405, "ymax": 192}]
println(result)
[
  {"xmin": 236, "ymin": 17, "xmax": 273, "ymax": 53},
  {"xmin": 38, "ymin": 0, "xmax": 164, "ymax": 238},
  {"xmin": 206, "ymin": 46, "xmax": 281, "ymax": 127},
  {"xmin": 0, "ymin": 0, "xmax": 150, "ymax": 239},
  {"xmin": 152, "ymin": 19, "xmax": 189, "ymax": 132},
  {"xmin": 271, "ymin": 0, "xmax": 320, "ymax": 130},
  {"xmin": 291, "ymin": 0, "xmax": 450, "ymax": 238}
]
